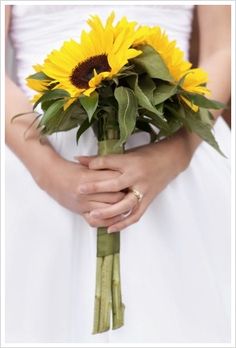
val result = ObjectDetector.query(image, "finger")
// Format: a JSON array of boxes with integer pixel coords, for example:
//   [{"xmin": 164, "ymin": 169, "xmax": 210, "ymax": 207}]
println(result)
[
  {"xmin": 107, "ymin": 204, "xmax": 144, "ymax": 232},
  {"xmin": 88, "ymin": 191, "xmax": 125, "ymax": 204},
  {"xmin": 78, "ymin": 174, "xmax": 131, "ymax": 194},
  {"xmin": 90, "ymin": 192, "xmax": 138, "ymax": 219},
  {"xmin": 88, "ymin": 154, "xmax": 125, "ymax": 171},
  {"xmin": 79, "ymin": 201, "xmax": 111, "ymax": 214},
  {"xmin": 76, "ymin": 155, "xmax": 97, "ymax": 165},
  {"xmin": 83, "ymin": 169, "xmax": 120, "ymax": 183},
  {"xmin": 84, "ymin": 212, "xmax": 125, "ymax": 228}
]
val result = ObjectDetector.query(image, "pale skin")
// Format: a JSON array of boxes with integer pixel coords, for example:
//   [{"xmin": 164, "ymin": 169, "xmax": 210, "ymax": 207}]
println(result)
[{"xmin": 5, "ymin": 6, "xmax": 231, "ymax": 232}]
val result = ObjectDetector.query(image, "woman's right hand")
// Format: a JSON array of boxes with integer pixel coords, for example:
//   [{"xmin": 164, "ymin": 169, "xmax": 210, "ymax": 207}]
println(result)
[
  {"xmin": 5, "ymin": 71, "xmax": 126, "ymax": 228},
  {"xmin": 38, "ymin": 155, "xmax": 126, "ymax": 227},
  {"xmin": 5, "ymin": 5, "xmax": 124, "ymax": 229}
]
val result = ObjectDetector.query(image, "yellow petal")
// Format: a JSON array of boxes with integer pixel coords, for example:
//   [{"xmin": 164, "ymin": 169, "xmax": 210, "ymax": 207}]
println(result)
[
  {"xmin": 63, "ymin": 97, "xmax": 75, "ymax": 110},
  {"xmin": 181, "ymin": 96, "xmax": 199, "ymax": 112},
  {"xmin": 26, "ymin": 78, "xmax": 49, "ymax": 92},
  {"xmin": 83, "ymin": 87, "xmax": 96, "ymax": 96}
]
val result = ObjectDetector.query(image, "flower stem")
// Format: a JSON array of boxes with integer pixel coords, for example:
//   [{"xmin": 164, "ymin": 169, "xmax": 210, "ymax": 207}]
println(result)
[
  {"xmin": 92, "ymin": 257, "xmax": 102, "ymax": 334},
  {"xmin": 92, "ymin": 125, "xmax": 125, "ymax": 334},
  {"xmin": 112, "ymin": 253, "xmax": 125, "ymax": 329},
  {"xmin": 98, "ymin": 254, "xmax": 113, "ymax": 332}
]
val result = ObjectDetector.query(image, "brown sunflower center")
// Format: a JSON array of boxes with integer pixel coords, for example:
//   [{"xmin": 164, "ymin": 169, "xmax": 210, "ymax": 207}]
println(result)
[{"xmin": 70, "ymin": 54, "xmax": 111, "ymax": 89}]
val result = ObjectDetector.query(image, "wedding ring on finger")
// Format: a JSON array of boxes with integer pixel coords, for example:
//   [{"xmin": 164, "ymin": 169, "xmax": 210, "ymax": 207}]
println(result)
[{"xmin": 129, "ymin": 188, "xmax": 144, "ymax": 203}]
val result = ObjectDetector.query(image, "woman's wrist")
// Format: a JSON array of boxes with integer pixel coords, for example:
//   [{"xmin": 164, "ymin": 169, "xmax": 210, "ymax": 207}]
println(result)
[
  {"xmin": 158, "ymin": 128, "xmax": 202, "ymax": 176},
  {"xmin": 32, "ymin": 141, "xmax": 64, "ymax": 191}
]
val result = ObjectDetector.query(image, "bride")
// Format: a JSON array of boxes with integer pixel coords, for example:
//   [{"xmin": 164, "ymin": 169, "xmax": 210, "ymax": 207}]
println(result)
[{"xmin": 5, "ymin": 4, "xmax": 231, "ymax": 344}]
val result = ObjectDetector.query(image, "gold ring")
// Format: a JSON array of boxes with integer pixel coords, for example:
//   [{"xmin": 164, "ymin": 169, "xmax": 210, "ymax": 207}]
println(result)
[{"xmin": 130, "ymin": 188, "xmax": 143, "ymax": 202}]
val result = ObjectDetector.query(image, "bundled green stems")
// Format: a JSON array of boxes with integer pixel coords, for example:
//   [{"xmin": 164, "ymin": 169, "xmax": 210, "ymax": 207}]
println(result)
[{"xmin": 92, "ymin": 127, "xmax": 125, "ymax": 334}]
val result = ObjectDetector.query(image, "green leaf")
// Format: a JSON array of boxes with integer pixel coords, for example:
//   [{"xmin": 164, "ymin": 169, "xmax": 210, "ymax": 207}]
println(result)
[
  {"xmin": 138, "ymin": 111, "xmax": 169, "ymax": 133},
  {"xmin": 116, "ymin": 65, "xmax": 137, "ymax": 78},
  {"xmin": 187, "ymin": 114, "xmax": 225, "ymax": 156},
  {"xmin": 27, "ymin": 72, "xmax": 52, "ymax": 80},
  {"xmin": 182, "ymin": 93, "xmax": 226, "ymax": 109},
  {"xmin": 79, "ymin": 92, "xmax": 98, "ymax": 121},
  {"xmin": 33, "ymin": 89, "xmax": 70, "ymax": 110},
  {"xmin": 132, "ymin": 45, "xmax": 173, "ymax": 82},
  {"xmin": 114, "ymin": 86, "xmax": 137, "ymax": 146},
  {"xmin": 153, "ymin": 83, "xmax": 178, "ymax": 105},
  {"xmin": 41, "ymin": 100, "xmax": 57, "ymax": 112},
  {"xmin": 198, "ymin": 107, "xmax": 214, "ymax": 126},
  {"xmin": 138, "ymin": 74, "xmax": 156, "ymax": 103},
  {"xmin": 166, "ymin": 104, "xmax": 225, "ymax": 156},
  {"xmin": 166, "ymin": 117, "xmax": 182, "ymax": 134},
  {"xmin": 39, "ymin": 102, "xmax": 87, "ymax": 135},
  {"xmin": 56, "ymin": 104, "xmax": 87, "ymax": 132},
  {"xmin": 76, "ymin": 117, "xmax": 92, "ymax": 143},
  {"xmin": 40, "ymin": 99, "xmax": 65, "ymax": 125},
  {"xmin": 127, "ymin": 75, "xmax": 164, "ymax": 119},
  {"xmin": 156, "ymin": 103, "xmax": 164, "ymax": 114}
]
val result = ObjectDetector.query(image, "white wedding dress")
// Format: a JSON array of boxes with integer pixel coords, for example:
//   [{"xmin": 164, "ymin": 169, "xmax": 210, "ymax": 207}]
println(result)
[{"xmin": 6, "ymin": 5, "xmax": 231, "ymax": 344}]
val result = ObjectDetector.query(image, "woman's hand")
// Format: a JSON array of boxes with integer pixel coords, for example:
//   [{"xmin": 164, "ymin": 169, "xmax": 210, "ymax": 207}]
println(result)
[
  {"xmin": 78, "ymin": 133, "xmax": 192, "ymax": 232},
  {"xmin": 39, "ymin": 155, "xmax": 125, "ymax": 227}
]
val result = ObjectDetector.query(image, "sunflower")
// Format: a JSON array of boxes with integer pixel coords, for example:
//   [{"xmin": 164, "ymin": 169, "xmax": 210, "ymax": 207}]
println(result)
[
  {"xmin": 41, "ymin": 12, "xmax": 142, "ymax": 100},
  {"xmin": 133, "ymin": 26, "xmax": 192, "ymax": 81},
  {"xmin": 133, "ymin": 26, "xmax": 209, "ymax": 110},
  {"xmin": 26, "ymin": 64, "xmax": 55, "ymax": 103}
]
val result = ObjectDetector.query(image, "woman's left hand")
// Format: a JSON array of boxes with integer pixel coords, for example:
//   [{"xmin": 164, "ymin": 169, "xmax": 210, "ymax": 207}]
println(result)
[{"xmin": 77, "ymin": 134, "xmax": 191, "ymax": 232}]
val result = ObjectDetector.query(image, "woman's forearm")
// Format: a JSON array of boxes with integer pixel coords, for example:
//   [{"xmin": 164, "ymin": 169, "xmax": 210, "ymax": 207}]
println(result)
[
  {"xmin": 171, "ymin": 5, "xmax": 231, "ymax": 166},
  {"xmin": 200, "ymin": 51, "xmax": 231, "ymax": 119},
  {"xmin": 165, "ymin": 48, "xmax": 231, "ymax": 171},
  {"xmin": 5, "ymin": 75, "xmax": 61, "ymax": 186}
]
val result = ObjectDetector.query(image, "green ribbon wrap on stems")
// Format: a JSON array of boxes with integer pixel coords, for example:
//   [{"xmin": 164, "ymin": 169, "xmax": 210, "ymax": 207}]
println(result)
[
  {"xmin": 97, "ymin": 227, "xmax": 120, "ymax": 257},
  {"xmin": 93, "ymin": 139, "xmax": 125, "ymax": 334}
]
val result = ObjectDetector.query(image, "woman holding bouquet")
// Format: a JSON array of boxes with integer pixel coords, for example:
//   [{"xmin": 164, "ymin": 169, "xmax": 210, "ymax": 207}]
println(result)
[{"xmin": 5, "ymin": 4, "xmax": 231, "ymax": 344}]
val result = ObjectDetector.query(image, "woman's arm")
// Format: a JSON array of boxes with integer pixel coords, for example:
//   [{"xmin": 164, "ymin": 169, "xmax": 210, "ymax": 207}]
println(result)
[
  {"xmin": 165, "ymin": 4, "xmax": 231, "ymax": 160},
  {"xmin": 198, "ymin": 5, "xmax": 231, "ymax": 107},
  {"xmin": 5, "ymin": 6, "xmax": 59, "ymax": 186},
  {"xmin": 78, "ymin": 5, "xmax": 231, "ymax": 232},
  {"xmin": 5, "ymin": 6, "xmax": 124, "ymax": 226},
  {"xmin": 168, "ymin": 5, "xmax": 231, "ymax": 160}
]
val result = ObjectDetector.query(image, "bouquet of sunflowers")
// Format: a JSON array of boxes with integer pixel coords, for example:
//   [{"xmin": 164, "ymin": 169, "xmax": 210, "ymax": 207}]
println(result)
[{"xmin": 18, "ymin": 12, "xmax": 224, "ymax": 334}]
